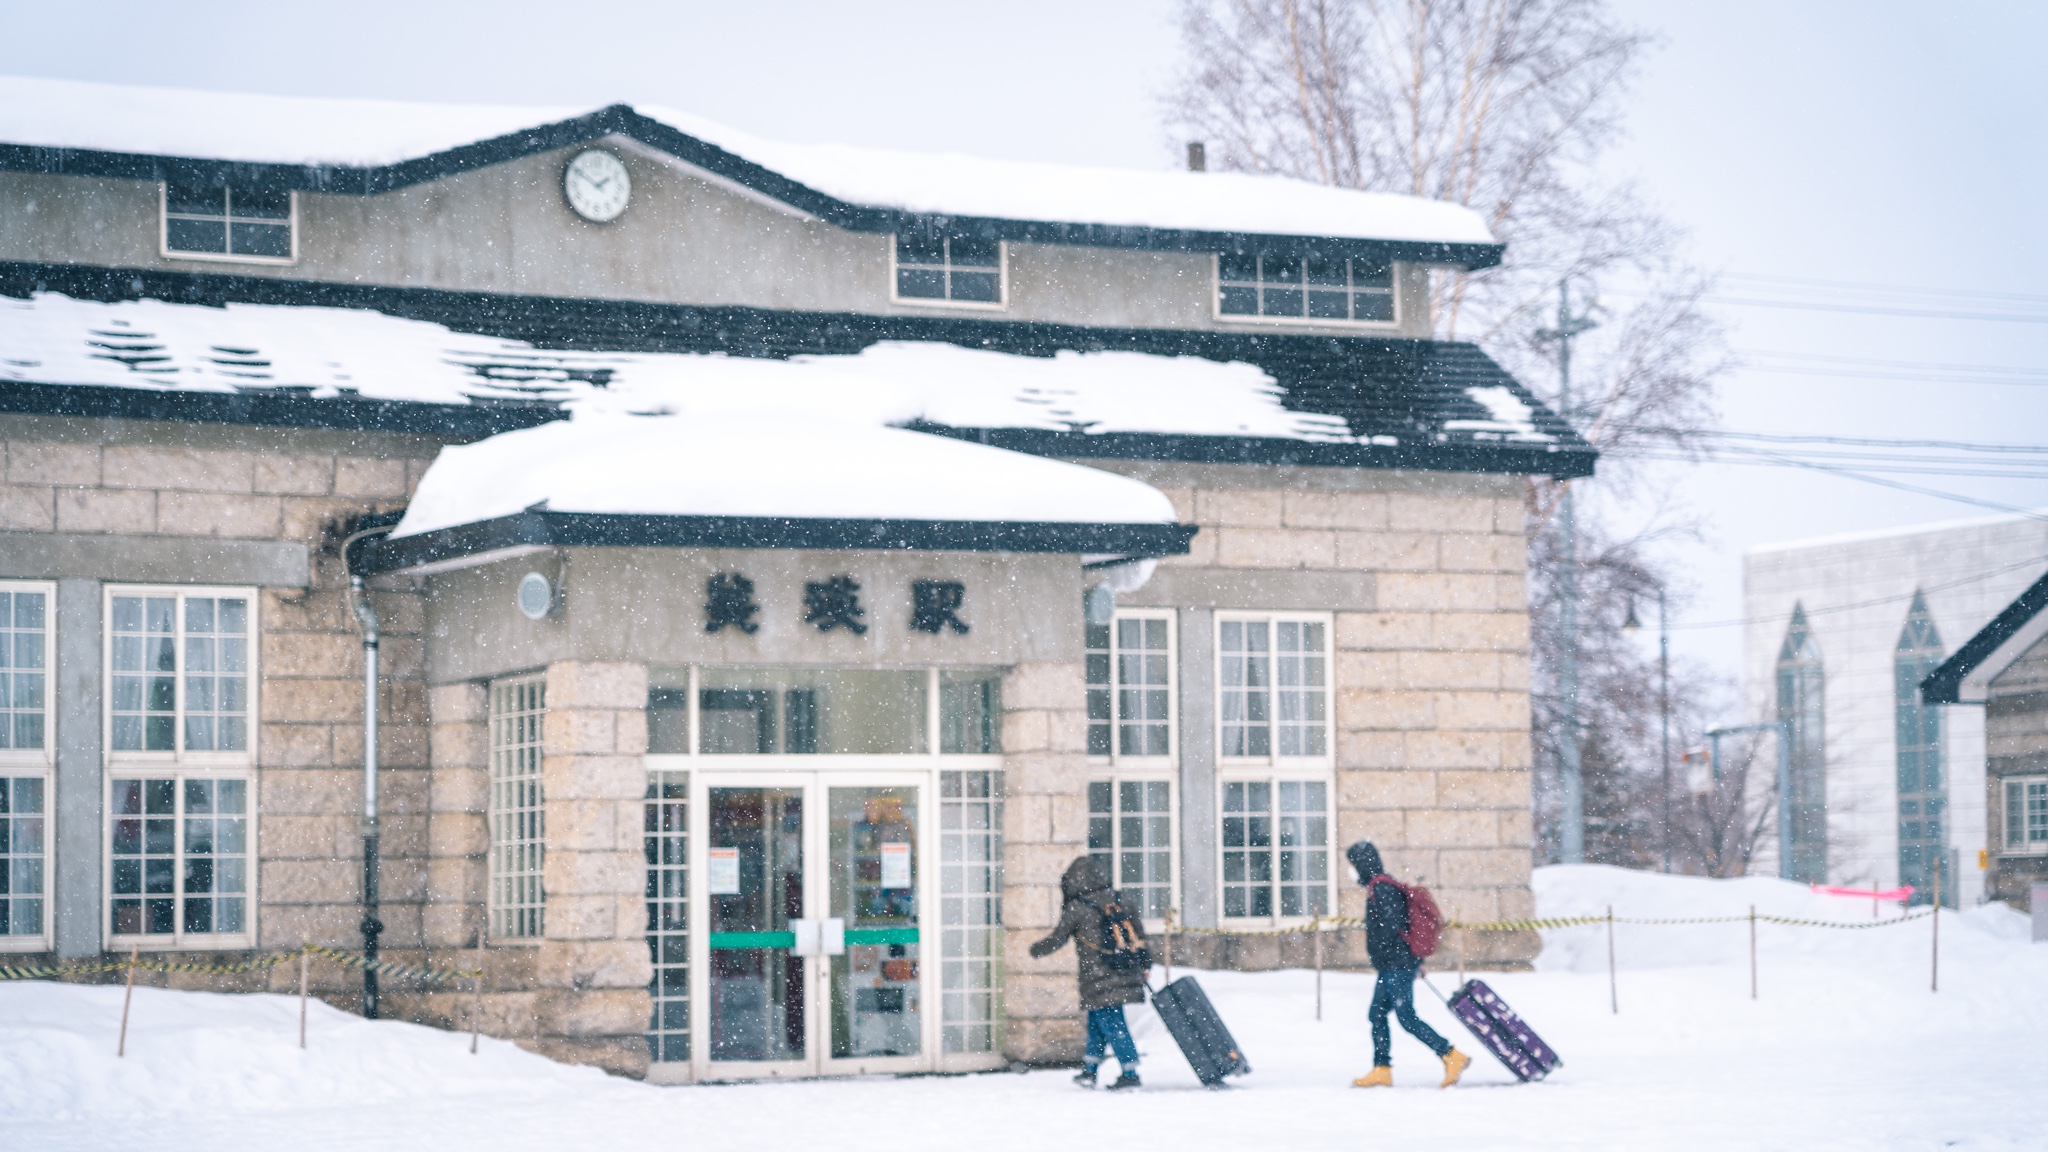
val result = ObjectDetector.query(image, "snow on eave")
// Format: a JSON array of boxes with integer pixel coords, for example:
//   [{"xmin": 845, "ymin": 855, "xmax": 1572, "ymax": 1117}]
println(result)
[{"xmin": 0, "ymin": 75, "xmax": 1496, "ymax": 251}]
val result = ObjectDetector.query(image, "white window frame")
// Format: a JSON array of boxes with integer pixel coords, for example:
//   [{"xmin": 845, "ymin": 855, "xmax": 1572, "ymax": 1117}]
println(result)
[
  {"xmin": 1086, "ymin": 775, "xmax": 1177, "ymax": 926},
  {"xmin": 1, "ymin": 580, "xmax": 54, "ymax": 952},
  {"xmin": 2002, "ymin": 776, "xmax": 2048, "ymax": 855},
  {"xmin": 159, "ymin": 183, "xmax": 299, "ymax": 266},
  {"xmin": 1217, "ymin": 774, "xmax": 1334, "ymax": 925},
  {"xmin": 489, "ymin": 674, "xmax": 547, "ymax": 941},
  {"xmin": 1215, "ymin": 611, "xmax": 1334, "ymax": 925},
  {"xmin": 1084, "ymin": 610, "xmax": 1178, "ymax": 924},
  {"xmin": 1211, "ymin": 254, "xmax": 1400, "ymax": 330},
  {"xmin": 102, "ymin": 585, "xmax": 259, "ymax": 951},
  {"xmin": 888, "ymin": 235, "xmax": 1009, "ymax": 311}
]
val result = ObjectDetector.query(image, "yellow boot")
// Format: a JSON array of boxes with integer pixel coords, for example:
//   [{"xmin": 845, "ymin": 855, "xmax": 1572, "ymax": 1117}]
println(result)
[
  {"xmin": 1352, "ymin": 1066, "xmax": 1393, "ymax": 1088},
  {"xmin": 1440, "ymin": 1048, "xmax": 1471, "ymax": 1088}
]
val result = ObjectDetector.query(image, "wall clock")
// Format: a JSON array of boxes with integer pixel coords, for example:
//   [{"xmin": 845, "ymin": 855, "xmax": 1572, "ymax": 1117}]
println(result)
[{"xmin": 564, "ymin": 149, "xmax": 631, "ymax": 223}]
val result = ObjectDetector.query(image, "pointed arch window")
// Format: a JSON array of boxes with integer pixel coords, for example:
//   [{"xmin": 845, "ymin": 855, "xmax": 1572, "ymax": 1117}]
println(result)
[
  {"xmin": 1775, "ymin": 606, "xmax": 1827, "ymax": 883},
  {"xmin": 1894, "ymin": 593, "xmax": 1949, "ymax": 905}
]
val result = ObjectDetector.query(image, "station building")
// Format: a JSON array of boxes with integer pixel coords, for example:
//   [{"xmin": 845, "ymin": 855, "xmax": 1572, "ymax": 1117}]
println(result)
[{"xmin": 0, "ymin": 76, "xmax": 1591, "ymax": 1079}]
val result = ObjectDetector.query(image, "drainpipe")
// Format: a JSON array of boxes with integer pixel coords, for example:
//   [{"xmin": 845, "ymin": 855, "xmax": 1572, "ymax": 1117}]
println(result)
[{"xmin": 344, "ymin": 523, "xmax": 394, "ymax": 1019}]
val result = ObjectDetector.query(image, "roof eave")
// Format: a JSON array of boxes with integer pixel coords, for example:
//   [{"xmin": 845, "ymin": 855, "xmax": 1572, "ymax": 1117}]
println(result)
[
  {"xmin": 358, "ymin": 509, "xmax": 1201, "ymax": 575},
  {"xmin": 0, "ymin": 378, "xmax": 562, "ymax": 439},
  {"xmin": 906, "ymin": 423, "xmax": 1594, "ymax": 479},
  {"xmin": 1920, "ymin": 569, "xmax": 2048, "ymax": 705}
]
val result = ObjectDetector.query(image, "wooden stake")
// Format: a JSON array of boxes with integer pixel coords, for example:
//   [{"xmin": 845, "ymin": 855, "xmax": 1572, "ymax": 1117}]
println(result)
[
  {"xmin": 116, "ymin": 945, "xmax": 138, "ymax": 1058},
  {"xmin": 1312, "ymin": 916, "xmax": 1323, "ymax": 1022},
  {"xmin": 1931, "ymin": 855, "xmax": 1942, "ymax": 994},
  {"xmin": 470, "ymin": 936, "xmax": 486, "ymax": 1055},
  {"xmin": 298, "ymin": 945, "xmax": 310, "ymax": 1049},
  {"xmin": 1748, "ymin": 905, "xmax": 1758, "ymax": 1000},
  {"xmin": 1457, "ymin": 930, "xmax": 1467, "ymax": 990},
  {"xmin": 1161, "ymin": 910, "xmax": 1172, "ymax": 986},
  {"xmin": 1606, "ymin": 905, "xmax": 1618, "ymax": 1015}
]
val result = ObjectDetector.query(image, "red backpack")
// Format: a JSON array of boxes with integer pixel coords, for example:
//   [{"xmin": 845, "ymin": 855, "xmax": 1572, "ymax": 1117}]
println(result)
[{"xmin": 1367, "ymin": 876, "xmax": 1443, "ymax": 959}]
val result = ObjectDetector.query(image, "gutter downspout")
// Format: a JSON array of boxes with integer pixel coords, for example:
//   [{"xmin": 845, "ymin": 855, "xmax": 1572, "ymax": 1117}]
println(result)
[{"xmin": 344, "ymin": 524, "xmax": 394, "ymax": 1019}]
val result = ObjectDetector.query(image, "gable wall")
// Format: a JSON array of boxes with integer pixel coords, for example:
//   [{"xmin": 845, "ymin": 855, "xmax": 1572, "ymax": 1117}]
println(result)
[
  {"xmin": 1986, "ymin": 632, "xmax": 2048, "ymax": 904},
  {"xmin": 0, "ymin": 142, "xmax": 1435, "ymax": 337}
]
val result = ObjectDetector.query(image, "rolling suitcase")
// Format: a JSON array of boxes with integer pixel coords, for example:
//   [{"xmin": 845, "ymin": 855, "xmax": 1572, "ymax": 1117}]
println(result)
[
  {"xmin": 1441, "ymin": 978, "xmax": 1561, "ymax": 1082},
  {"xmin": 1149, "ymin": 975, "xmax": 1251, "ymax": 1086}
]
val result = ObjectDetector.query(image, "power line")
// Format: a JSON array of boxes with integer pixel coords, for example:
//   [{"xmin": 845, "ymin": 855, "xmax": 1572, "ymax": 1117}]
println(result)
[
  {"xmin": 1657, "ymin": 553, "xmax": 2048, "ymax": 633},
  {"xmin": 1720, "ymin": 272, "xmax": 2048, "ymax": 308}
]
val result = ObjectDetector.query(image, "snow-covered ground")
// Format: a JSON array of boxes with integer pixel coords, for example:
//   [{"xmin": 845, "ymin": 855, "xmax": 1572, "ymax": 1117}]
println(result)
[{"xmin": 4, "ymin": 866, "xmax": 2042, "ymax": 1151}]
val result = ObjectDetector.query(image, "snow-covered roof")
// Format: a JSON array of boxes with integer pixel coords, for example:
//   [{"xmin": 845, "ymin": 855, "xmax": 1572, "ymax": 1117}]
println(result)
[
  {"xmin": 391, "ymin": 413, "xmax": 1179, "ymax": 541},
  {"xmin": 0, "ymin": 75, "xmax": 1496, "ymax": 255}
]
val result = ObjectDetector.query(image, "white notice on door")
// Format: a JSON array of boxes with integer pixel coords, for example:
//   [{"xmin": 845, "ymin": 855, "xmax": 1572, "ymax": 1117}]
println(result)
[
  {"xmin": 707, "ymin": 846, "xmax": 740, "ymax": 895},
  {"xmin": 881, "ymin": 841, "xmax": 912, "ymax": 888}
]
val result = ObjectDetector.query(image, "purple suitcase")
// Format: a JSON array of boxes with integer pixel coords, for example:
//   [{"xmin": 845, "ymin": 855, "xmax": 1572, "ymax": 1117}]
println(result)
[{"xmin": 1444, "ymin": 978, "xmax": 1561, "ymax": 1082}]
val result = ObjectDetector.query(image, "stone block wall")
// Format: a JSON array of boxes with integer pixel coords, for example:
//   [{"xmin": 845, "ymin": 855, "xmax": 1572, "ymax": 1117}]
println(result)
[{"xmin": 1000, "ymin": 659, "xmax": 1091, "ymax": 1064}]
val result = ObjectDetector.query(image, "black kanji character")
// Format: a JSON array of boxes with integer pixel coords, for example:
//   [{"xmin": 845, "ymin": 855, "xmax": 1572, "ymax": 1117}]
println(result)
[
  {"xmin": 910, "ymin": 580, "xmax": 970, "ymax": 635},
  {"xmin": 705, "ymin": 573, "xmax": 761, "ymax": 634},
  {"xmin": 803, "ymin": 576, "xmax": 868, "ymax": 634}
]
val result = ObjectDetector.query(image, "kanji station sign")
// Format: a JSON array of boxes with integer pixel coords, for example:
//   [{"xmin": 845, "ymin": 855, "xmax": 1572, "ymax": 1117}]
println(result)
[{"xmin": 702, "ymin": 573, "xmax": 969, "ymax": 636}]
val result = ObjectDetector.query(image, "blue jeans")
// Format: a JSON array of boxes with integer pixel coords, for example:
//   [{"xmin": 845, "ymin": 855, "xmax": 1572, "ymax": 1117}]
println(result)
[
  {"xmin": 1370, "ymin": 967, "xmax": 1451, "ymax": 1066},
  {"xmin": 1084, "ymin": 1006, "xmax": 1139, "ymax": 1069}
]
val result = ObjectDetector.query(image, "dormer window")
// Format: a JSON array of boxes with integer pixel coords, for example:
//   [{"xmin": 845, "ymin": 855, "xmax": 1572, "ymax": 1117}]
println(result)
[
  {"xmin": 893, "ymin": 235, "xmax": 1004, "ymax": 307},
  {"xmin": 1217, "ymin": 254, "xmax": 1395, "ymax": 325},
  {"xmin": 161, "ymin": 182, "xmax": 295, "ymax": 263}
]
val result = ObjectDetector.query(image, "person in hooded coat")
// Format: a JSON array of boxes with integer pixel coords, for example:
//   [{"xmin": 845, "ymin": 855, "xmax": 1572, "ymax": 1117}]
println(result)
[
  {"xmin": 1347, "ymin": 840, "xmax": 1469, "ymax": 1088},
  {"xmin": 1029, "ymin": 855, "xmax": 1150, "ymax": 1089}
]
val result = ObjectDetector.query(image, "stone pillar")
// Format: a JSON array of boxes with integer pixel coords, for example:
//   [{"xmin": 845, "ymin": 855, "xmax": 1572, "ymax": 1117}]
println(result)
[
  {"xmin": 535, "ymin": 661, "xmax": 652, "ymax": 1075},
  {"xmin": 1000, "ymin": 659, "xmax": 1089, "ymax": 1064}
]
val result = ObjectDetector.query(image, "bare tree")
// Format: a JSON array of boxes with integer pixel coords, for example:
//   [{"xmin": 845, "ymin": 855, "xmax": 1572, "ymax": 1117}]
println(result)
[{"xmin": 1170, "ymin": 0, "xmax": 1729, "ymax": 865}]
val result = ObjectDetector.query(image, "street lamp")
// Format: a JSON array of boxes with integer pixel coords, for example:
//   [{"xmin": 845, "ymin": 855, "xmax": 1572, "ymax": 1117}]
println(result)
[{"xmin": 1624, "ymin": 588, "xmax": 1673, "ymax": 872}]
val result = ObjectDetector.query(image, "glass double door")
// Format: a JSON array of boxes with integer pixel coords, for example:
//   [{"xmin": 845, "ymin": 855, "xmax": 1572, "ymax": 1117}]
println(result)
[{"xmin": 693, "ymin": 773, "xmax": 928, "ymax": 1078}]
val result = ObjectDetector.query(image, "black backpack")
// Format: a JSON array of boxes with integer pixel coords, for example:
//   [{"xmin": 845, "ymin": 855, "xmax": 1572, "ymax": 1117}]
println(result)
[{"xmin": 1097, "ymin": 895, "xmax": 1153, "ymax": 972}]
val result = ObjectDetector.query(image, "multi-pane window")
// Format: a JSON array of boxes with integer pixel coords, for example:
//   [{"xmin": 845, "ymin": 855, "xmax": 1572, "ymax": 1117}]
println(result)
[
  {"xmin": 940, "ymin": 769, "xmax": 1003, "ymax": 1054},
  {"xmin": 1219, "ymin": 616, "xmax": 1329, "ymax": 761},
  {"xmin": 1220, "ymin": 779, "xmax": 1330, "ymax": 921},
  {"xmin": 1087, "ymin": 779, "xmax": 1172, "ymax": 921},
  {"xmin": 1, "ymin": 586, "xmax": 49, "ymax": 754},
  {"xmin": 162, "ymin": 181, "xmax": 295, "ymax": 261},
  {"xmin": 1086, "ymin": 613, "xmax": 1174, "ymax": 760},
  {"xmin": 1217, "ymin": 254, "xmax": 1396, "ymax": 324},
  {"xmin": 0, "ymin": 776, "xmax": 45, "ymax": 945},
  {"xmin": 2005, "ymin": 778, "xmax": 2048, "ymax": 854},
  {"xmin": 645, "ymin": 770, "xmax": 688, "ymax": 1063},
  {"xmin": 108, "ymin": 777, "xmax": 249, "ymax": 941},
  {"xmin": 1776, "ymin": 606, "xmax": 1827, "ymax": 884},
  {"xmin": 894, "ymin": 235, "xmax": 1003, "ymax": 305},
  {"xmin": 490, "ymin": 677, "xmax": 546, "ymax": 939},
  {"xmin": 1894, "ymin": 594, "xmax": 1947, "ymax": 904},
  {"xmin": 110, "ymin": 591, "xmax": 250, "ymax": 754}
]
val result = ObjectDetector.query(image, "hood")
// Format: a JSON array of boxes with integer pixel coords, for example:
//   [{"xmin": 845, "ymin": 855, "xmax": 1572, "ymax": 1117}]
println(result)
[
  {"xmin": 1346, "ymin": 841, "xmax": 1384, "ymax": 884},
  {"xmin": 1061, "ymin": 855, "xmax": 1112, "ymax": 901}
]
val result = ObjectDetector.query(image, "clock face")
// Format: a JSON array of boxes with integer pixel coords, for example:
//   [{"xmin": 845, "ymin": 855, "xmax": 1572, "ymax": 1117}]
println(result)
[{"xmin": 564, "ymin": 149, "xmax": 631, "ymax": 222}]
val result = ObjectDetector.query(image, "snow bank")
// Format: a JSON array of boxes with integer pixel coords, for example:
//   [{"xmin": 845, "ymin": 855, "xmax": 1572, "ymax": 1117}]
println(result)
[
  {"xmin": 390, "ymin": 411, "xmax": 1180, "ymax": 537},
  {"xmin": 0, "ymin": 75, "xmax": 1493, "ymax": 246},
  {"xmin": 0, "ymin": 294, "xmax": 1357, "ymax": 443}
]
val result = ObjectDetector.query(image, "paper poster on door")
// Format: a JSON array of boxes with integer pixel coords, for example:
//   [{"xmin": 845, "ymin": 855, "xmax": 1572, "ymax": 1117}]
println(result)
[
  {"xmin": 707, "ymin": 846, "xmax": 740, "ymax": 895},
  {"xmin": 881, "ymin": 841, "xmax": 912, "ymax": 888}
]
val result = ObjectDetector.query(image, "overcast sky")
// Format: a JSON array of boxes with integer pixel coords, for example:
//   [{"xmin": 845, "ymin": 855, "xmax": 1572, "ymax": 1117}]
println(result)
[{"xmin": 3, "ymin": 0, "xmax": 2043, "ymax": 702}]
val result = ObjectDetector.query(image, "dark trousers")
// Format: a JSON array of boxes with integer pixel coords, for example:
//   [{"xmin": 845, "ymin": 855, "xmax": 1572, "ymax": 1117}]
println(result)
[
  {"xmin": 1370, "ymin": 967, "xmax": 1451, "ymax": 1066},
  {"xmin": 1084, "ymin": 1005, "xmax": 1139, "ymax": 1068}
]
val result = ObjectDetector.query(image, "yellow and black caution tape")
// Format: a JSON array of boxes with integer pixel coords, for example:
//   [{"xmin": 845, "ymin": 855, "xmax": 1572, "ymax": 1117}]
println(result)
[
  {"xmin": 0, "ymin": 943, "xmax": 480, "ymax": 983},
  {"xmin": 1160, "ymin": 907, "xmax": 1937, "ymax": 940}
]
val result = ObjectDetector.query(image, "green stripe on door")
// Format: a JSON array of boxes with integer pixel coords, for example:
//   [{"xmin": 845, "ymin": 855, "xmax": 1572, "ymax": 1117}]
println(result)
[
  {"xmin": 708, "ymin": 931, "xmax": 796, "ymax": 949},
  {"xmin": 844, "ymin": 927, "xmax": 920, "ymax": 946}
]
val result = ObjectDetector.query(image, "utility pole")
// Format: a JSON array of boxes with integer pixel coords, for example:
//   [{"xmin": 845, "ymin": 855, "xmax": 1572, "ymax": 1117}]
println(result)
[{"xmin": 1537, "ymin": 281, "xmax": 1598, "ymax": 863}]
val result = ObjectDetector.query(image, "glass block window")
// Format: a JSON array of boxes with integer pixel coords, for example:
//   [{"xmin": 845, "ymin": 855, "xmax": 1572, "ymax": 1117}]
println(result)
[
  {"xmin": 489, "ymin": 676, "xmax": 546, "ymax": 939},
  {"xmin": 895, "ymin": 235, "xmax": 1003, "ymax": 305},
  {"xmin": 1086, "ymin": 613, "xmax": 1174, "ymax": 761},
  {"xmin": 0, "ymin": 775, "xmax": 46, "ymax": 944},
  {"xmin": 940, "ymin": 769, "xmax": 1003, "ymax": 1054},
  {"xmin": 1894, "ymin": 593, "xmax": 1948, "ymax": 904},
  {"xmin": 1220, "ymin": 777, "xmax": 1329, "ymax": 921},
  {"xmin": 1776, "ymin": 606, "xmax": 1827, "ymax": 884},
  {"xmin": 0, "ymin": 586, "xmax": 49, "ymax": 754},
  {"xmin": 163, "ymin": 182, "xmax": 294, "ymax": 260},
  {"xmin": 1087, "ymin": 778, "xmax": 1172, "ymax": 921},
  {"xmin": 644, "ymin": 770, "xmax": 688, "ymax": 1063},
  {"xmin": 1219, "ymin": 615, "xmax": 1329, "ymax": 762},
  {"xmin": 1217, "ymin": 254, "xmax": 1395, "ymax": 324},
  {"xmin": 108, "ymin": 775, "xmax": 249, "ymax": 942},
  {"xmin": 109, "ymin": 590, "xmax": 252, "ymax": 756},
  {"xmin": 2004, "ymin": 778, "xmax": 2048, "ymax": 853}
]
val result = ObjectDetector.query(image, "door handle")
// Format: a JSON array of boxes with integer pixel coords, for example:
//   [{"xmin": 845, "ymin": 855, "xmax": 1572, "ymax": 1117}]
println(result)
[
  {"xmin": 821, "ymin": 918, "xmax": 846, "ymax": 956},
  {"xmin": 791, "ymin": 918, "xmax": 821, "ymax": 957}
]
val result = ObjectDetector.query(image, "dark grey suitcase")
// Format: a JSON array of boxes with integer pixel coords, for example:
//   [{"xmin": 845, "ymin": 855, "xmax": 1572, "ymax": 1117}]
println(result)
[
  {"xmin": 1150, "ymin": 976, "xmax": 1251, "ymax": 1086},
  {"xmin": 1442, "ymin": 978, "xmax": 1561, "ymax": 1082}
]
